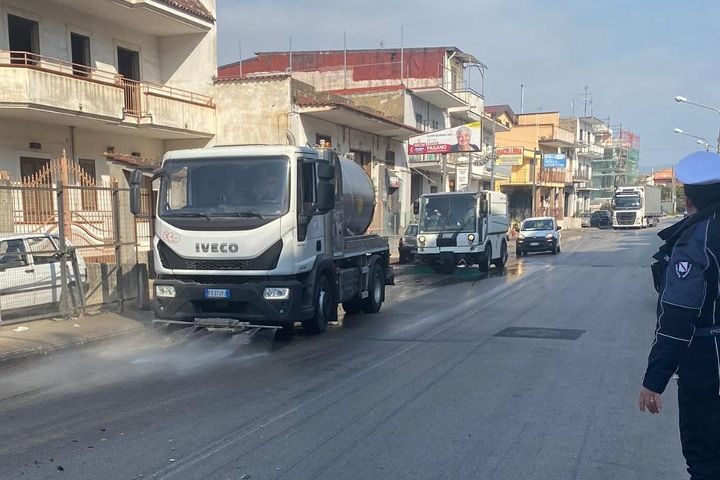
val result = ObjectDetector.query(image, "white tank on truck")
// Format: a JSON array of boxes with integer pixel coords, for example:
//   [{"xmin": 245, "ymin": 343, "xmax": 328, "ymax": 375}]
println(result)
[
  {"xmin": 128, "ymin": 146, "xmax": 394, "ymax": 335},
  {"xmin": 611, "ymin": 185, "xmax": 662, "ymax": 229}
]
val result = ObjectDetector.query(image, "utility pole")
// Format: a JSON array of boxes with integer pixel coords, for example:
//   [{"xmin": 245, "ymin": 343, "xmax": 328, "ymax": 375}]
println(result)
[{"xmin": 520, "ymin": 84, "xmax": 525, "ymax": 114}]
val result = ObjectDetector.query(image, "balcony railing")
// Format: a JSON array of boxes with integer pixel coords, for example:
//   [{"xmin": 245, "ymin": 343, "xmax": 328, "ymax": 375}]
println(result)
[
  {"xmin": 577, "ymin": 144, "xmax": 604, "ymax": 158},
  {"xmin": 453, "ymin": 88, "xmax": 484, "ymax": 111},
  {"xmin": 539, "ymin": 169, "xmax": 572, "ymax": 184},
  {"xmin": 0, "ymin": 51, "xmax": 215, "ymax": 136}
]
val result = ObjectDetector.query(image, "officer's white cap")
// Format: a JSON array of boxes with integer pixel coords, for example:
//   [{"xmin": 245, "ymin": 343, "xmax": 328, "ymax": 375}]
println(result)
[{"xmin": 676, "ymin": 151, "xmax": 720, "ymax": 185}]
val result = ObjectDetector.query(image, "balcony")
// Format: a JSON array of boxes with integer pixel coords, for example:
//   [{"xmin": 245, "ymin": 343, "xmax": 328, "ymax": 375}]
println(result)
[
  {"xmin": 577, "ymin": 143, "xmax": 604, "ymax": 159},
  {"xmin": 539, "ymin": 169, "xmax": 572, "ymax": 185},
  {"xmin": 538, "ymin": 126, "xmax": 576, "ymax": 147},
  {"xmin": 0, "ymin": 51, "xmax": 215, "ymax": 139},
  {"xmin": 448, "ymin": 88, "xmax": 485, "ymax": 122},
  {"xmin": 47, "ymin": 0, "xmax": 214, "ymax": 36},
  {"xmin": 573, "ymin": 170, "xmax": 591, "ymax": 182}
]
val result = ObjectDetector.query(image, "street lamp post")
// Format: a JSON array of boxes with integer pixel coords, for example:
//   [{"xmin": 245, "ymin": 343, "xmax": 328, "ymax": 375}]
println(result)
[
  {"xmin": 675, "ymin": 96, "xmax": 720, "ymax": 154},
  {"xmin": 673, "ymin": 127, "xmax": 711, "ymax": 151}
]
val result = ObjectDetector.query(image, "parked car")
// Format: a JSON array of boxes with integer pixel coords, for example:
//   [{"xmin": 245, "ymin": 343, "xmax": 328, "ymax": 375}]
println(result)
[
  {"xmin": 398, "ymin": 223, "xmax": 418, "ymax": 264},
  {"xmin": 590, "ymin": 210, "xmax": 613, "ymax": 228},
  {"xmin": 0, "ymin": 234, "xmax": 86, "ymax": 317},
  {"xmin": 516, "ymin": 217, "xmax": 562, "ymax": 256},
  {"xmin": 580, "ymin": 212, "xmax": 592, "ymax": 228}
]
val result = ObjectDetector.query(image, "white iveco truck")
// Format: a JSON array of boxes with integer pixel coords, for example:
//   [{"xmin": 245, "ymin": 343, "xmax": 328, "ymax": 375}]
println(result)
[
  {"xmin": 128, "ymin": 146, "xmax": 393, "ymax": 334},
  {"xmin": 611, "ymin": 185, "xmax": 662, "ymax": 229},
  {"xmin": 415, "ymin": 191, "xmax": 509, "ymax": 273}
]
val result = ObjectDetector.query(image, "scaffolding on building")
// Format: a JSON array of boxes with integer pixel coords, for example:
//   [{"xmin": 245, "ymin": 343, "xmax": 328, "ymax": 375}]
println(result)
[{"xmin": 591, "ymin": 125, "xmax": 640, "ymax": 204}]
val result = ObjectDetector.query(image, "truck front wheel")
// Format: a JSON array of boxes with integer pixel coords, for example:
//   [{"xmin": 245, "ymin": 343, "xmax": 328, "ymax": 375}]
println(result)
[
  {"xmin": 362, "ymin": 262, "xmax": 385, "ymax": 314},
  {"xmin": 302, "ymin": 274, "xmax": 334, "ymax": 334}
]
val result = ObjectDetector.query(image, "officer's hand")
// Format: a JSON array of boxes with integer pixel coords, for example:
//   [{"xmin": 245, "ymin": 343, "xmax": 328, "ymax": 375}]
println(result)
[{"xmin": 638, "ymin": 386, "xmax": 662, "ymax": 414}]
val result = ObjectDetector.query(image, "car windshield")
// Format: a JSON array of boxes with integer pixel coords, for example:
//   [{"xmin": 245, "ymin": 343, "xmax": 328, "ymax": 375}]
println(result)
[
  {"xmin": 404, "ymin": 225, "xmax": 418, "ymax": 235},
  {"xmin": 419, "ymin": 194, "xmax": 476, "ymax": 233},
  {"xmin": 522, "ymin": 219, "xmax": 554, "ymax": 231},
  {"xmin": 159, "ymin": 156, "xmax": 290, "ymax": 218}
]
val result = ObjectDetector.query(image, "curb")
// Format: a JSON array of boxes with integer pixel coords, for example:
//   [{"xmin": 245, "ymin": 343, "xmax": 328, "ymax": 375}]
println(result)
[{"xmin": 0, "ymin": 324, "xmax": 147, "ymax": 365}]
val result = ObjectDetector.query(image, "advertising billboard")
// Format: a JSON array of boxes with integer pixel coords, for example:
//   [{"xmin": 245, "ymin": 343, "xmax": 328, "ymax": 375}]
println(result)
[
  {"xmin": 495, "ymin": 146, "xmax": 524, "ymax": 166},
  {"xmin": 408, "ymin": 122, "xmax": 482, "ymax": 155},
  {"xmin": 543, "ymin": 153, "xmax": 567, "ymax": 169}
]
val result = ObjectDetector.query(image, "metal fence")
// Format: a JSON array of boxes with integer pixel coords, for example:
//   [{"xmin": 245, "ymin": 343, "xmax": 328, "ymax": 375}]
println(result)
[{"xmin": 0, "ymin": 153, "xmax": 152, "ymax": 324}]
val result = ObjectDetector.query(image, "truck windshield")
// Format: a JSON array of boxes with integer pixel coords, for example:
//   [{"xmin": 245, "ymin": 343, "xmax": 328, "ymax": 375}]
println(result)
[
  {"xmin": 419, "ymin": 194, "xmax": 476, "ymax": 233},
  {"xmin": 159, "ymin": 156, "xmax": 290, "ymax": 218},
  {"xmin": 613, "ymin": 195, "xmax": 641, "ymax": 210},
  {"xmin": 522, "ymin": 219, "xmax": 554, "ymax": 231}
]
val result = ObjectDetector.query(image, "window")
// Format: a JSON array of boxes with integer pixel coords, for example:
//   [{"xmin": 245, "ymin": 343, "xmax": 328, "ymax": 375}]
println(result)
[
  {"xmin": 20, "ymin": 157, "xmax": 53, "ymax": 222},
  {"xmin": 299, "ymin": 162, "xmax": 316, "ymax": 211},
  {"xmin": 26, "ymin": 236, "xmax": 57, "ymax": 265},
  {"xmin": 315, "ymin": 134, "xmax": 332, "ymax": 149},
  {"xmin": 416, "ymin": 114, "xmax": 423, "ymax": 130},
  {"xmin": 0, "ymin": 239, "xmax": 28, "ymax": 268},
  {"xmin": 386, "ymin": 150, "xmax": 396, "ymax": 167},
  {"xmin": 118, "ymin": 47, "xmax": 141, "ymax": 115},
  {"xmin": 71, "ymin": 33, "xmax": 91, "ymax": 76},
  {"xmin": 79, "ymin": 159, "xmax": 97, "ymax": 210},
  {"xmin": 8, "ymin": 15, "xmax": 40, "ymax": 65}
]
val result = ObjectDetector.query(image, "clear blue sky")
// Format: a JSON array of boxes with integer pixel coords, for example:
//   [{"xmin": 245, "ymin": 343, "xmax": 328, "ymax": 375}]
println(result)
[{"xmin": 216, "ymin": 0, "xmax": 720, "ymax": 171}]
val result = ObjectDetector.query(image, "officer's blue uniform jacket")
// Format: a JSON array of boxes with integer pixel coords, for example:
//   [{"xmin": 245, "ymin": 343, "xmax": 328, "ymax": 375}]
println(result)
[{"xmin": 644, "ymin": 211, "xmax": 720, "ymax": 394}]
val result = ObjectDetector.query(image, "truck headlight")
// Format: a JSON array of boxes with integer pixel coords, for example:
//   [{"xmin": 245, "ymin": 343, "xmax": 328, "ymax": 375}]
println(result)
[
  {"xmin": 155, "ymin": 285, "xmax": 176, "ymax": 298},
  {"xmin": 263, "ymin": 287, "xmax": 290, "ymax": 300},
  {"xmin": 518, "ymin": 234, "xmax": 525, "ymax": 240},
  {"xmin": 467, "ymin": 233, "xmax": 476, "ymax": 243},
  {"xmin": 546, "ymin": 234, "xmax": 554, "ymax": 239},
  {"xmin": 418, "ymin": 235, "xmax": 426, "ymax": 244}
]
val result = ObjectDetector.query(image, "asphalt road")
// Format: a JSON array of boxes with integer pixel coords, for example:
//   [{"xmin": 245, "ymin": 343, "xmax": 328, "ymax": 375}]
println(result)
[{"xmin": 0, "ymin": 224, "xmax": 688, "ymax": 479}]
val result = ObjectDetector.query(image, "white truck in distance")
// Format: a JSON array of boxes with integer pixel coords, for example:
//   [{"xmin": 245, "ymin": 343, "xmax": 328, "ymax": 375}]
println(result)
[
  {"xmin": 415, "ymin": 191, "xmax": 509, "ymax": 273},
  {"xmin": 611, "ymin": 185, "xmax": 662, "ymax": 229},
  {"xmin": 128, "ymin": 145, "xmax": 393, "ymax": 335}
]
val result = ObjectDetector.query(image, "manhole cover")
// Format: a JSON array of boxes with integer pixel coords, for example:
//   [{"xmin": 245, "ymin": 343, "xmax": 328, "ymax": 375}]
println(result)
[{"xmin": 494, "ymin": 327, "xmax": 585, "ymax": 340}]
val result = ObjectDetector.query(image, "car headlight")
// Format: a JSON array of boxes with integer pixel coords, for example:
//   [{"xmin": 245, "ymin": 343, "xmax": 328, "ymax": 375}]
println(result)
[
  {"xmin": 546, "ymin": 233, "xmax": 554, "ymax": 239},
  {"xmin": 155, "ymin": 285, "xmax": 176, "ymax": 298},
  {"xmin": 518, "ymin": 234, "xmax": 525, "ymax": 240},
  {"xmin": 467, "ymin": 233, "xmax": 475, "ymax": 243},
  {"xmin": 418, "ymin": 235, "xmax": 426, "ymax": 244},
  {"xmin": 263, "ymin": 287, "xmax": 290, "ymax": 301}
]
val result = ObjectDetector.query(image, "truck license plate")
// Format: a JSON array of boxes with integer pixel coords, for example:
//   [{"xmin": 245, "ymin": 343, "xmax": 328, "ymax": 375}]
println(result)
[
  {"xmin": 204, "ymin": 288, "xmax": 230, "ymax": 299},
  {"xmin": 530, "ymin": 242, "xmax": 539, "ymax": 246}
]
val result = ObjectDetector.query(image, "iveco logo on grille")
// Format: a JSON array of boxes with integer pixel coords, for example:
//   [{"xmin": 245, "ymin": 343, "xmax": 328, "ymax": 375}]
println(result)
[{"xmin": 195, "ymin": 243, "xmax": 240, "ymax": 254}]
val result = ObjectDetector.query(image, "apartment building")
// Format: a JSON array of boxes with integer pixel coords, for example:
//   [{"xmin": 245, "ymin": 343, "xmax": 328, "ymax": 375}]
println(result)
[
  {"xmin": 0, "ymin": 0, "xmax": 217, "ymax": 186},
  {"xmin": 218, "ymin": 47, "xmax": 505, "ymax": 233},
  {"xmin": 559, "ymin": 116, "xmax": 606, "ymax": 214},
  {"xmin": 491, "ymin": 110, "xmax": 577, "ymax": 221}
]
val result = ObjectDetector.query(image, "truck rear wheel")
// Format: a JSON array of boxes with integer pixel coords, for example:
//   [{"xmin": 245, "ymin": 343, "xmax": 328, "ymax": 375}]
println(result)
[
  {"xmin": 302, "ymin": 274, "xmax": 334, "ymax": 334},
  {"xmin": 362, "ymin": 262, "xmax": 385, "ymax": 314}
]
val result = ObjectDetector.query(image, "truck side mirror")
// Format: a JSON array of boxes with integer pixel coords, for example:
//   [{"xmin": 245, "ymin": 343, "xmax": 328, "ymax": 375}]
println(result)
[
  {"xmin": 317, "ymin": 162, "xmax": 335, "ymax": 180},
  {"xmin": 479, "ymin": 199, "xmax": 489, "ymax": 214},
  {"xmin": 316, "ymin": 180, "xmax": 334, "ymax": 213},
  {"xmin": 129, "ymin": 169, "xmax": 143, "ymax": 216},
  {"xmin": 413, "ymin": 200, "xmax": 419, "ymax": 215}
]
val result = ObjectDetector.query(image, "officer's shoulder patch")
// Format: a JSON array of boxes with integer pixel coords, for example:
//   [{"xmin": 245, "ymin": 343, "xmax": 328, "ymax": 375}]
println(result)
[{"xmin": 675, "ymin": 261, "xmax": 693, "ymax": 279}]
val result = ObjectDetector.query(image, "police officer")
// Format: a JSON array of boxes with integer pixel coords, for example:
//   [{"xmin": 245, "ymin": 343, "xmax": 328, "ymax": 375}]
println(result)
[{"xmin": 640, "ymin": 150, "xmax": 720, "ymax": 479}]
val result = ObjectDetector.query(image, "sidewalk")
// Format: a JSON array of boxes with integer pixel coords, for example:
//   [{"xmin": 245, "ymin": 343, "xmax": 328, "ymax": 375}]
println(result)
[{"xmin": 0, "ymin": 310, "xmax": 149, "ymax": 364}]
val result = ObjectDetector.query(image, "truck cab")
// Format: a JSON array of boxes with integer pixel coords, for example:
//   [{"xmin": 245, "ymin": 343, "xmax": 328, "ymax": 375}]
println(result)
[{"xmin": 415, "ymin": 191, "xmax": 509, "ymax": 273}]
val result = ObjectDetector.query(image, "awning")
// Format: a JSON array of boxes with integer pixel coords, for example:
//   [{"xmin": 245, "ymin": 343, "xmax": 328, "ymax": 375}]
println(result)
[
  {"xmin": 410, "ymin": 86, "xmax": 467, "ymax": 109},
  {"xmin": 298, "ymin": 104, "xmax": 421, "ymax": 140}
]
